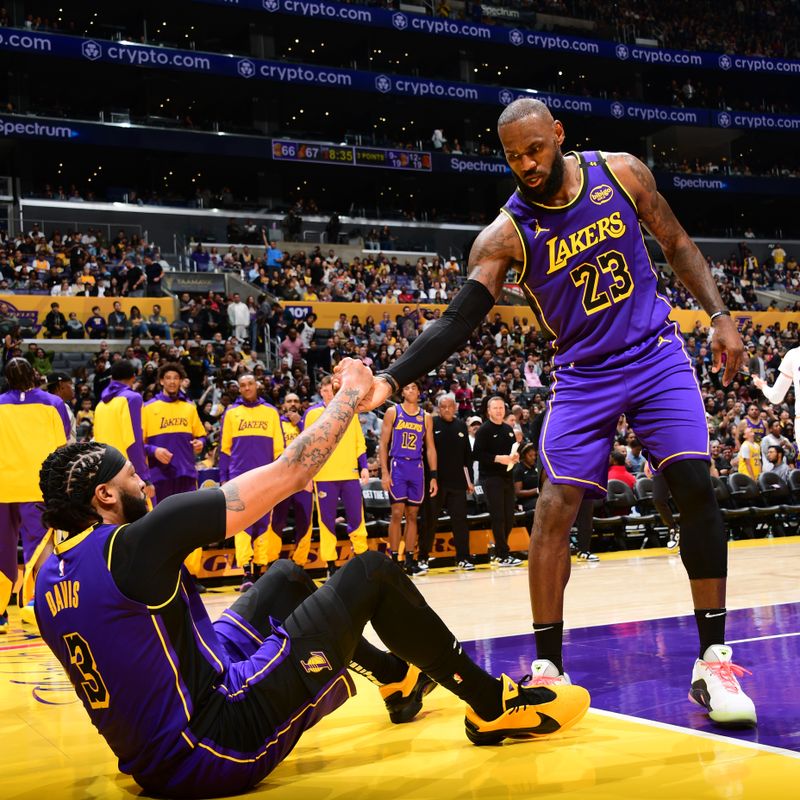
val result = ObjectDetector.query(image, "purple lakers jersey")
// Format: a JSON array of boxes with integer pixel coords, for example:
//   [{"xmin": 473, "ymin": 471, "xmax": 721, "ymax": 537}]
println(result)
[
  {"xmin": 502, "ymin": 150, "xmax": 672, "ymax": 366},
  {"xmin": 390, "ymin": 404, "xmax": 425, "ymax": 460}
]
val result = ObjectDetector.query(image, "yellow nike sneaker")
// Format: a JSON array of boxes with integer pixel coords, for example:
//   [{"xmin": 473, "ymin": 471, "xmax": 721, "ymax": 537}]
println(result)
[
  {"xmin": 464, "ymin": 673, "xmax": 590, "ymax": 745},
  {"xmin": 379, "ymin": 664, "xmax": 437, "ymax": 724},
  {"xmin": 20, "ymin": 599, "xmax": 38, "ymax": 628}
]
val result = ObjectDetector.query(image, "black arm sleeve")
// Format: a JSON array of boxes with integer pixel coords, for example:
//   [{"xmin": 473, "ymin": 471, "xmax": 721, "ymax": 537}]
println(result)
[
  {"xmin": 385, "ymin": 280, "xmax": 496, "ymax": 388},
  {"xmin": 106, "ymin": 488, "xmax": 227, "ymax": 606}
]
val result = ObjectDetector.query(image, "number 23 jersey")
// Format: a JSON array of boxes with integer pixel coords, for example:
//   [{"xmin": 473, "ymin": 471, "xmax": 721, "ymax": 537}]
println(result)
[{"xmin": 502, "ymin": 150, "xmax": 672, "ymax": 367}]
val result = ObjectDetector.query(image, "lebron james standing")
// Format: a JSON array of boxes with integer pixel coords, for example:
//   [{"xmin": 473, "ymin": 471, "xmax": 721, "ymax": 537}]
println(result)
[{"xmin": 352, "ymin": 98, "xmax": 755, "ymax": 727}]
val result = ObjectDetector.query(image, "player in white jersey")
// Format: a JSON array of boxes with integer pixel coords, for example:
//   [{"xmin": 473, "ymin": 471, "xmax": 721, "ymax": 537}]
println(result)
[{"xmin": 753, "ymin": 346, "xmax": 800, "ymax": 448}]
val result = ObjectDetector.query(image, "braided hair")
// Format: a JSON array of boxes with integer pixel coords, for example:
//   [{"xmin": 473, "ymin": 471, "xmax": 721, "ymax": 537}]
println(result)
[
  {"xmin": 4, "ymin": 357, "xmax": 36, "ymax": 391},
  {"xmin": 39, "ymin": 442, "xmax": 106, "ymax": 535}
]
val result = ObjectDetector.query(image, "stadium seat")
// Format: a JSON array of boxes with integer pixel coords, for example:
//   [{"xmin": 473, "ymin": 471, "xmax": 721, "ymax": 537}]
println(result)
[
  {"xmin": 787, "ymin": 469, "xmax": 800, "ymax": 504},
  {"xmin": 757, "ymin": 472, "xmax": 800, "ymax": 529},
  {"xmin": 711, "ymin": 475, "xmax": 752, "ymax": 540},
  {"xmin": 726, "ymin": 473, "xmax": 781, "ymax": 537},
  {"xmin": 632, "ymin": 476, "xmax": 664, "ymax": 547},
  {"xmin": 592, "ymin": 479, "xmax": 657, "ymax": 550}
]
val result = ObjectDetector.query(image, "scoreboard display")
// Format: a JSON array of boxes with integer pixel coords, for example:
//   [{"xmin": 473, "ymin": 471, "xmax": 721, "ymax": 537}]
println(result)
[
  {"xmin": 272, "ymin": 140, "xmax": 431, "ymax": 171},
  {"xmin": 272, "ymin": 140, "xmax": 353, "ymax": 163}
]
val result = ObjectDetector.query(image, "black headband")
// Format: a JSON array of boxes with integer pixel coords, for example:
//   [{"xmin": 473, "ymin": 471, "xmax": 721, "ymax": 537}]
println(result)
[{"xmin": 80, "ymin": 445, "xmax": 127, "ymax": 503}]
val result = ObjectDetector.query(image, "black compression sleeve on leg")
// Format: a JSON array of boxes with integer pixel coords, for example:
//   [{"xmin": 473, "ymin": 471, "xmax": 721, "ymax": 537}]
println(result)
[
  {"xmin": 385, "ymin": 280, "xmax": 496, "ymax": 389},
  {"xmin": 662, "ymin": 460, "xmax": 727, "ymax": 580}
]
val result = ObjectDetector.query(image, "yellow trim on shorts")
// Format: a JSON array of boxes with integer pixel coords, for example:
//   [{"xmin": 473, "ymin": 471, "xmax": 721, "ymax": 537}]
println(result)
[
  {"xmin": 220, "ymin": 635, "xmax": 289, "ymax": 699},
  {"xmin": 151, "ymin": 615, "xmax": 192, "ymax": 723},
  {"xmin": 539, "ymin": 370, "xmax": 607, "ymax": 494},
  {"xmin": 655, "ymin": 450, "xmax": 712, "ymax": 470},
  {"xmin": 192, "ymin": 674, "xmax": 354, "ymax": 764},
  {"xmin": 220, "ymin": 610, "xmax": 264, "ymax": 645}
]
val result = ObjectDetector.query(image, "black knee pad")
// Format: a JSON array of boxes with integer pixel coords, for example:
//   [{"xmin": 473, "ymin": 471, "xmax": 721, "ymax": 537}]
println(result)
[{"xmin": 662, "ymin": 460, "xmax": 727, "ymax": 580}]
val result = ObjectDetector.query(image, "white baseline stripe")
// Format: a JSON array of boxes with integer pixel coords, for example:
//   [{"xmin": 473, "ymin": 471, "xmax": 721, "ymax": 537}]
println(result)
[
  {"xmin": 728, "ymin": 632, "xmax": 800, "ymax": 644},
  {"xmin": 590, "ymin": 707, "xmax": 800, "ymax": 760}
]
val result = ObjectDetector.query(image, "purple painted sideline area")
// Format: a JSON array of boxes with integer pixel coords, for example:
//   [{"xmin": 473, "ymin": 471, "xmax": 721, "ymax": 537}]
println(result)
[{"xmin": 464, "ymin": 603, "xmax": 800, "ymax": 752}]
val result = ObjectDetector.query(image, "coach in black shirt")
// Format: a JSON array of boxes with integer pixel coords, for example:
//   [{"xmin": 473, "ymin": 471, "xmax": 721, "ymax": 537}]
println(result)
[
  {"xmin": 473, "ymin": 396, "xmax": 521, "ymax": 567},
  {"xmin": 419, "ymin": 395, "xmax": 475, "ymax": 569}
]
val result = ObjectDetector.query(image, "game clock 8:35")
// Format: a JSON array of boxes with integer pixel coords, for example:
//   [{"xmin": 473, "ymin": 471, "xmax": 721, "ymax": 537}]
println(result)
[{"xmin": 272, "ymin": 140, "xmax": 353, "ymax": 163}]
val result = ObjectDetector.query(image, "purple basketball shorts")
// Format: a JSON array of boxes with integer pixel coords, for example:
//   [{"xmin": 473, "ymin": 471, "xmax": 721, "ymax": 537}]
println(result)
[{"xmin": 539, "ymin": 323, "xmax": 710, "ymax": 498}]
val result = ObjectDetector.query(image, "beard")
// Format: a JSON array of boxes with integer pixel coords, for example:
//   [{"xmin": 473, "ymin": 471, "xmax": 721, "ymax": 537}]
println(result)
[
  {"xmin": 514, "ymin": 147, "xmax": 566, "ymax": 204},
  {"xmin": 120, "ymin": 489, "xmax": 149, "ymax": 523}
]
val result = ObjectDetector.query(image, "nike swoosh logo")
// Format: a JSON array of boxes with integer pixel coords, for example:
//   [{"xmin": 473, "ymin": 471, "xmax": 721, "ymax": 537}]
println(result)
[
  {"xmin": 512, "ymin": 711, "xmax": 562, "ymax": 736},
  {"xmin": 534, "ymin": 626, "xmax": 554, "ymax": 633},
  {"xmin": 704, "ymin": 612, "xmax": 727, "ymax": 618}
]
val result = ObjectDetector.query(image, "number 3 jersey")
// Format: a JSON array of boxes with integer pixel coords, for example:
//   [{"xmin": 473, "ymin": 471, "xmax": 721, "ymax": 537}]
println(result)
[{"xmin": 502, "ymin": 150, "xmax": 672, "ymax": 367}]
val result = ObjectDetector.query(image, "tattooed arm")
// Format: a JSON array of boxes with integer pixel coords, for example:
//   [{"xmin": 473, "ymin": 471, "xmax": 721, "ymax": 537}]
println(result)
[
  {"xmin": 607, "ymin": 152, "xmax": 745, "ymax": 385},
  {"xmin": 221, "ymin": 357, "xmax": 373, "ymax": 536},
  {"xmin": 348, "ymin": 214, "xmax": 524, "ymax": 411}
]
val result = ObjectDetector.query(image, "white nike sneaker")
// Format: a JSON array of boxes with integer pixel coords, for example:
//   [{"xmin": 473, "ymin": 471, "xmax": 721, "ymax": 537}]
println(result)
[
  {"xmin": 528, "ymin": 658, "xmax": 572, "ymax": 686},
  {"xmin": 689, "ymin": 644, "xmax": 756, "ymax": 726}
]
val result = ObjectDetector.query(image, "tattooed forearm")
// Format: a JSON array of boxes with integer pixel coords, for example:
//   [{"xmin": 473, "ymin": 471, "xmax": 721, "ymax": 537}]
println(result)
[
  {"xmin": 222, "ymin": 482, "xmax": 245, "ymax": 512},
  {"xmin": 283, "ymin": 389, "xmax": 360, "ymax": 476}
]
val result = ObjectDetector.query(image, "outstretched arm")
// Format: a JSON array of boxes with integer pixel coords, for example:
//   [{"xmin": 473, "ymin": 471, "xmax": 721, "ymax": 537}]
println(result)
[
  {"xmin": 607, "ymin": 153, "xmax": 744, "ymax": 385},
  {"xmin": 753, "ymin": 373, "xmax": 792, "ymax": 405},
  {"xmin": 345, "ymin": 214, "xmax": 524, "ymax": 411},
  {"xmin": 221, "ymin": 358, "xmax": 373, "ymax": 536}
]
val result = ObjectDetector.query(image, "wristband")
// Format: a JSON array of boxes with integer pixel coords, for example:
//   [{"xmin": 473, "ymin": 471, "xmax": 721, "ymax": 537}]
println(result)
[
  {"xmin": 376, "ymin": 372, "xmax": 399, "ymax": 393},
  {"xmin": 430, "ymin": 470, "xmax": 438, "ymax": 479},
  {"xmin": 709, "ymin": 310, "xmax": 731, "ymax": 324}
]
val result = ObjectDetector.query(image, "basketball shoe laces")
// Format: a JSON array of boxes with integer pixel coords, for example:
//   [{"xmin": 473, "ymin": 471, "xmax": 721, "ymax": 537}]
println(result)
[
  {"xmin": 508, "ymin": 675, "xmax": 554, "ymax": 712},
  {"xmin": 702, "ymin": 660, "xmax": 752, "ymax": 693},
  {"xmin": 523, "ymin": 670, "xmax": 564, "ymax": 686}
]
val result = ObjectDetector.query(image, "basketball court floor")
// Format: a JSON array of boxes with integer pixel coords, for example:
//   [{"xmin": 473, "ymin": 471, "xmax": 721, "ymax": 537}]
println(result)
[{"xmin": 3, "ymin": 537, "xmax": 799, "ymax": 799}]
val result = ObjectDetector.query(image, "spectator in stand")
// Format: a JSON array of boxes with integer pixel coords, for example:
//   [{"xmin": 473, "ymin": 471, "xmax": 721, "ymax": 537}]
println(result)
[
  {"xmin": 760, "ymin": 420, "xmax": 793, "ymax": 471},
  {"xmin": 144, "ymin": 255, "xmax": 164, "ymax": 297},
  {"xmin": 278, "ymin": 327, "xmax": 307, "ymax": 367},
  {"xmin": 108, "ymin": 300, "xmax": 129, "ymax": 338},
  {"xmin": 265, "ymin": 238, "xmax": 284, "ymax": 271},
  {"xmin": 625, "ymin": 436, "xmax": 646, "ymax": 474},
  {"xmin": 147, "ymin": 304, "xmax": 170, "ymax": 339},
  {"xmin": 43, "ymin": 302, "xmax": 68, "ymax": 338},
  {"xmin": 737, "ymin": 426, "xmax": 762, "ymax": 479},
  {"xmin": 227, "ymin": 293, "xmax": 250, "ymax": 341},
  {"xmin": 125, "ymin": 259, "xmax": 146, "ymax": 297},
  {"xmin": 129, "ymin": 305, "xmax": 148, "ymax": 337},
  {"xmin": 766, "ymin": 445, "xmax": 791, "ymax": 481},
  {"xmin": 65, "ymin": 311, "xmax": 84, "ymax": 339},
  {"xmin": 513, "ymin": 442, "xmax": 540, "ymax": 534},
  {"xmin": 191, "ymin": 244, "xmax": 211, "ymax": 273},
  {"xmin": 85, "ymin": 306, "xmax": 108, "ymax": 339},
  {"xmin": 608, "ymin": 450, "xmax": 635, "ymax": 489}
]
